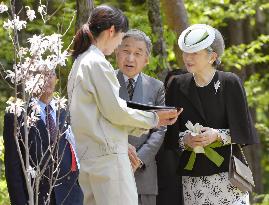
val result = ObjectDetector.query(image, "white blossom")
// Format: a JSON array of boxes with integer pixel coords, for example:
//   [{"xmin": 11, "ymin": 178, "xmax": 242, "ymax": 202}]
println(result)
[
  {"xmin": 5, "ymin": 69, "xmax": 16, "ymax": 83},
  {"xmin": 29, "ymin": 99, "xmax": 41, "ymax": 115},
  {"xmin": 54, "ymin": 96, "xmax": 67, "ymax": 110},
  {"xmin": 27, "ymin": 111, "xmax": 40, "ymax": 127},
  {"xmin": 25, "ymin": 6, "xmax": 36, "ymax": 21},
  {"xmin": 27, "ymin": 165, "xmax": 37, "ymax": 179},
  {"xmin": 46, "ymin": 34, "xmax": 63, "ymax": 53},
  {"xmin": 38, "ymin": 4, "xmax": 47, "ymax": 22},
  {"xmin": 0, "ymin": 2, "xmax": 8, "ymax": 13},
  {"xmin": 17, "ymin": 47, "xmax": 29, "ymax": 58},
  {"xmin": 25, "ymin": 74, "xmax": 45, "ymax": 94},
  {"xmin": 6, "ymin": 97, "xmax": 25, "ymax": 117},
  {"xmin": 3, "ymin": 15, "xmax": 27, "ymax": 31},
  {"xmin": 57, "ymin": 50, "xmax": 69, "ymax": 66},
  {"xmin": 185, "ymin": 121, "xmax": 203, "ymax": 136},
  {"xmin": 3, "ymin": 19, "xmax": 12, "ymax": 30},
  {"xmin": 28, "ymin": 34, "xmax": 43, "ymax": 55}
]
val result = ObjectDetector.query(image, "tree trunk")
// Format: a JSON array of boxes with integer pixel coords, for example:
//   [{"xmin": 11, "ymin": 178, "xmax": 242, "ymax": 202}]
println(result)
[
  {"xmin": 255, "ymin": 8, "xmax": 267, "ymax": 35},
  {"xmin": 147, "ymin": 0, "xmax": 167, "ymax": 75},
  {"xmin": 227, "ymin": 18, "xmax": 247, "ymax": 79},
  {"xmin": 160, "ymin": 0, "xmax": 188, "ymax": 67},
  {"xmin": 75, "ymin": 0, "xmax": 94, "ymax": 31}
]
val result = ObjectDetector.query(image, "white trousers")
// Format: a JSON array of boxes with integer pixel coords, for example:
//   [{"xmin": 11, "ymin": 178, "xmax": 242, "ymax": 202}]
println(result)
[{"xmin": 79, "ymin": 153, "xmax": 138, "ymax": 205}]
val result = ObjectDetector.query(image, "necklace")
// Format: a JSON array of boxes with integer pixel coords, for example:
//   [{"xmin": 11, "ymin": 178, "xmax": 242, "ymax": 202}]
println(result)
[{"xmin": 193, "ymin": 70, "xmax": 216, "ymax": 87}]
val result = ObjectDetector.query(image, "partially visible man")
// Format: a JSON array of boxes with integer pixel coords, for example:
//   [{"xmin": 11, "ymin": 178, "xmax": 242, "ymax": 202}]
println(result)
[
  {"xmin": 3, "ymin": 71, "xmax": 83, "ymax": 205},
  {"xmin": 115, "ymin": 29, "xmax": 166, "ymax": 205},
  {"xmin": 156, "ymin": 69, "xmax": 187, "ymax": 205}
]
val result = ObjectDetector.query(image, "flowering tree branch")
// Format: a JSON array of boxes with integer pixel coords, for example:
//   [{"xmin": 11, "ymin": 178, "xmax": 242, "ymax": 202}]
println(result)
[{"xmin": 1, "ymin": 1, "xmax": 75, "ymax": 204}]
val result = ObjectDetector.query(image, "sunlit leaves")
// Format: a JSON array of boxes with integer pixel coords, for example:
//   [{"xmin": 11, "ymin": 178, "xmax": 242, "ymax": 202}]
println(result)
[{"xmin": 222, "ymin": 35, "xmax": 269, "ymax": 70}]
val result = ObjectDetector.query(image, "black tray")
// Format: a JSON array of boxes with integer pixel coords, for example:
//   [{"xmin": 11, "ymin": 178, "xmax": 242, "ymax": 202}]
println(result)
[{"xmin": 127, "ymin": 101, "xmax": 176, "ymax": 111}]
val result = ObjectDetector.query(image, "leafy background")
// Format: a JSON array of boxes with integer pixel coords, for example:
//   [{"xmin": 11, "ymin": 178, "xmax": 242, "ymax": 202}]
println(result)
[{"xmin": 0, "ymin": 0, "xmax": 269, "ymax": 204}]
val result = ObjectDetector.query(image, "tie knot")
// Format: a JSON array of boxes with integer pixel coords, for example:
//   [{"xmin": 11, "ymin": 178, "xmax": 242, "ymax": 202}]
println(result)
[
  {"xmin": 45, "ymin": 104, "xmax": 52, "ymax": 113},
  {"xmin": 128, "ymin": 78, "xmax": 135, "ymax": 85}
]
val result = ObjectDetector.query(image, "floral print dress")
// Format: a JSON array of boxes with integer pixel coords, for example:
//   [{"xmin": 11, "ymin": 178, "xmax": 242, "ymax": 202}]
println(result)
[{"xmin": 179, "ymin": 129, "xmax": 249, "ymax": 205}]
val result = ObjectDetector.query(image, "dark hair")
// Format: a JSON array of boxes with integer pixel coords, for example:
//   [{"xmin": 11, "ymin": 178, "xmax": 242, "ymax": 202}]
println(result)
[
  {"xmin": 164, "ymin": 69, "xmax": 188, "ymax": 89},
  {"xmin": 72, "ymin": 5, "xmax": 129, "ymax": 59}
]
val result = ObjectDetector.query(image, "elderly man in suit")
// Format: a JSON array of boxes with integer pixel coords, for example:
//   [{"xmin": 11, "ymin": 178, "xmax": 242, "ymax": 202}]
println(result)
[
  {"xmin": 3, "ymin": 70, "xmax": 83, "ymax": 205},
  {"xmin": 115, "ymin": 29, "xmax": 166, "ymax": 205}
]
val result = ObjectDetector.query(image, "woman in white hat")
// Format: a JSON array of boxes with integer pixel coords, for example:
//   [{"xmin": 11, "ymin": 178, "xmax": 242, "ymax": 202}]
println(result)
[{"xmin": 164, "ymin": 24, "xmax": 258, "ymax": 204}]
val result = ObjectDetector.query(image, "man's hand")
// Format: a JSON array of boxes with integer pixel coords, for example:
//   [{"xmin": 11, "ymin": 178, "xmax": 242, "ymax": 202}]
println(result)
[
  {"xmin": 156, "ymin": 108, "xmax": 183, "ymax": 127},
  {"xmin": 128, "ymin": 144, "xmax": 141, "ymax": 172}
]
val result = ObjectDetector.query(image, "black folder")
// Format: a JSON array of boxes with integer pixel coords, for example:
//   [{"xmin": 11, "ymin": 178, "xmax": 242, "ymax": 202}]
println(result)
[{"xmin": 127, "ymin": 101, "xmax": 176, "ymax": 111}]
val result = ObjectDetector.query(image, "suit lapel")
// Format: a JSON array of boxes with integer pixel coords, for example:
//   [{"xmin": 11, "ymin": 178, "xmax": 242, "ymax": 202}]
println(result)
[
  {"xmin": 179, "ymin": 74, "xmax": 207, "ymax": 123},
  {"xmin": 34, "ymin": 118, "xmax": 50, "ymax": 148},
  {"xmin": 56, "ymin": 109, "xmax": 67, "ymax": 133},
  {"xmin": 117, "ymin": 71, "xmax": 129, "ymax": 101},
  {"xmin": 33, "ymin": 106, "xmax": 66, "ymax": 146}
]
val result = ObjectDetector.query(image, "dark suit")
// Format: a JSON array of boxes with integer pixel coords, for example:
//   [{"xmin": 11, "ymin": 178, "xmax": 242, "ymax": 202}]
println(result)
[
  {"xmin": 164, "ymin": 71, "xmax": 258, "ymax": 176},
  {"xmin": 117, "ymin": 71, "xmax": 166, "ymax": 205},
  {"xmin": 156, "ymin": 70, "xmax": 187, "ymax": 205},
  {"xmin": 156, "ymin": 147, "xmax": 183, "ymax": 205},
  {"xmin": 3, "ymin": 103, "xmax": 83, "ymax": 205}
]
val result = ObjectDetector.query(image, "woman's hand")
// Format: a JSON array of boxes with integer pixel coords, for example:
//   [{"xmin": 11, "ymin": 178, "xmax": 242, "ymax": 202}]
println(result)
[
  {"xmin": 199, "ymin": 127, "xmax": 220, "ymax": 147},
  {"xmin": 183, "ymin": 133, "xmax": 205, "ymax": 149},
  {"xmin": 183, "ymin": 128, "xmax": 221, "ymax": 148},
  {"xmin": 156, "ymin": 108, "xmax": 183, "ymax": 127}
]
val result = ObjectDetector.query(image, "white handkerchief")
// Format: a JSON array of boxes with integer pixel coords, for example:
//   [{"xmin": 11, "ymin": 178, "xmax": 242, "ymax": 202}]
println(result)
[{"xmin": 185, "ymin": 121, "xmax": 205, "ymax": 153}]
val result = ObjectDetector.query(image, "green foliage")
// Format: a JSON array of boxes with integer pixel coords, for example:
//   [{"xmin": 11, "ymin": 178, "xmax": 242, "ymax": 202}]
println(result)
[
  {"xmin": 185, "ymin": 0, "xmax": 260, "ymax": 26},
  {"xmin": 0, "ymin": 1, "xmax": 269, "ymax": 202},
  {"xmin": 253, "ymin": 194, "xmax": 269, "ymax": 205},
  {"xmin": 245, "ymin": 74, "xmax": 269, "ymax": 193},
  {"xmin": 222, "ymin": 35, "xmax": 269, "ymax": 70}
]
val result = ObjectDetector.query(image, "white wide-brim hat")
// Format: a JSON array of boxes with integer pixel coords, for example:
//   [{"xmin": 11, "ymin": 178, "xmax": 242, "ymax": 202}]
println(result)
[{"xmin": 178, "ymin": 24, "xmax": 216, "ymax": 53}]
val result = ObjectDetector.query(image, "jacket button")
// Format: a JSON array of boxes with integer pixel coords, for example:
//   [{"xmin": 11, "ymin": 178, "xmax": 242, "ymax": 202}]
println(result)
[{"xmin": 67, "ymin": 176, "xmax": 71, "ymax": 180}]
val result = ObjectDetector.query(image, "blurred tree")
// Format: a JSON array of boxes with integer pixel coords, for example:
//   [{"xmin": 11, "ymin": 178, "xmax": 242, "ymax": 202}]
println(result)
[
  {"xmin": 161, "ymin": 0, "xmax": 188, "ymax": 67},
  {"xmin": 75, "ymin": 0, "xmax": 94, "ymax": 31},
  {"xmin": 147, "ymin": 0, "xmax": 167, "ymax": 73}
]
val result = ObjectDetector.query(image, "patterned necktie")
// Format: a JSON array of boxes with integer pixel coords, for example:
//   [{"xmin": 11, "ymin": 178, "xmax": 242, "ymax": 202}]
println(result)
[
  {"xmin": 127, "ymin": 78, "xmax": 135, "ymax": 100},
  {"xmin": 45, "ymin": 105, "xmax": 57, "ymax": 142}
]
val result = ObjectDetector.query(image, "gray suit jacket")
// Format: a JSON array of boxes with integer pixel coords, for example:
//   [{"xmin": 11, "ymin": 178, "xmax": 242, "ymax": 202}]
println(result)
[{"xmin": 117, "ymin": 71, "xmax": 166, "ymax": 195}]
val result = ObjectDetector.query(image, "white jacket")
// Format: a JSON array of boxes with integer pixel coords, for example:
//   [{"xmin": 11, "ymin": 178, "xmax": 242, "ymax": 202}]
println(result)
[{"xmin": 67, "ymin": 45, "xmax": 158, "ymax": 160}]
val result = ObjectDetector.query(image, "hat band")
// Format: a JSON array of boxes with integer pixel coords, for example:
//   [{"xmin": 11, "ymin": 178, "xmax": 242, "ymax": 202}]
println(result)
[{"xmin": 184, "ymin": 30, "xmax": 210, "ymax": 47}]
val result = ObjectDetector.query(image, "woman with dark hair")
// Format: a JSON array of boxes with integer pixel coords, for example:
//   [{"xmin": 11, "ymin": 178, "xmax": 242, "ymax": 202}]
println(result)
[
  {"xmin": 67, "ymin": 5, "xmax": 180, "ymax": 205},
  {"xmin": 165, "ymin": 24, "xmax": 258, "ymax": 204}
]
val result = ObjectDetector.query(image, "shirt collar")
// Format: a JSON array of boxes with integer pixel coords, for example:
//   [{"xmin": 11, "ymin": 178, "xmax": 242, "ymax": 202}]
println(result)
[
  {"xmin": 123, "ymin": 73, "xmax": 140, "ymax": 83},
  {"xmin": 38, "ymin": 99, "xmax": 57, "ymax": 112},
  {"xmin": 90, "ymin": 44, "xmax": 105, "ymax": 58}
]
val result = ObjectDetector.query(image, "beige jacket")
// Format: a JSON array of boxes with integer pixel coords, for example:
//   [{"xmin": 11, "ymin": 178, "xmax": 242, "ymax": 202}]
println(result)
[{"xmin": 67, "ymin": 45, "xmax": 158, "ymax": 160}]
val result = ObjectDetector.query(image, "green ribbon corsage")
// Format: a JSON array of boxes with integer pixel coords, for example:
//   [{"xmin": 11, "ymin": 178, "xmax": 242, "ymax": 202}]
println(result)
[{"xmin": 184, "ymin": 141, "xmax": 224, "ymax": 171}]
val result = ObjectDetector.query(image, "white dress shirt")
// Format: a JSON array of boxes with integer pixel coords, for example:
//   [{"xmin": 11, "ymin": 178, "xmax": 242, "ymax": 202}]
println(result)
[
  {"xmin": 123, "ymin": 73, "xmax": 139, "ymax": 87},
  {"xmin": 38, "ymin": 99, "xmax": 56, "ymax": 124}
]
